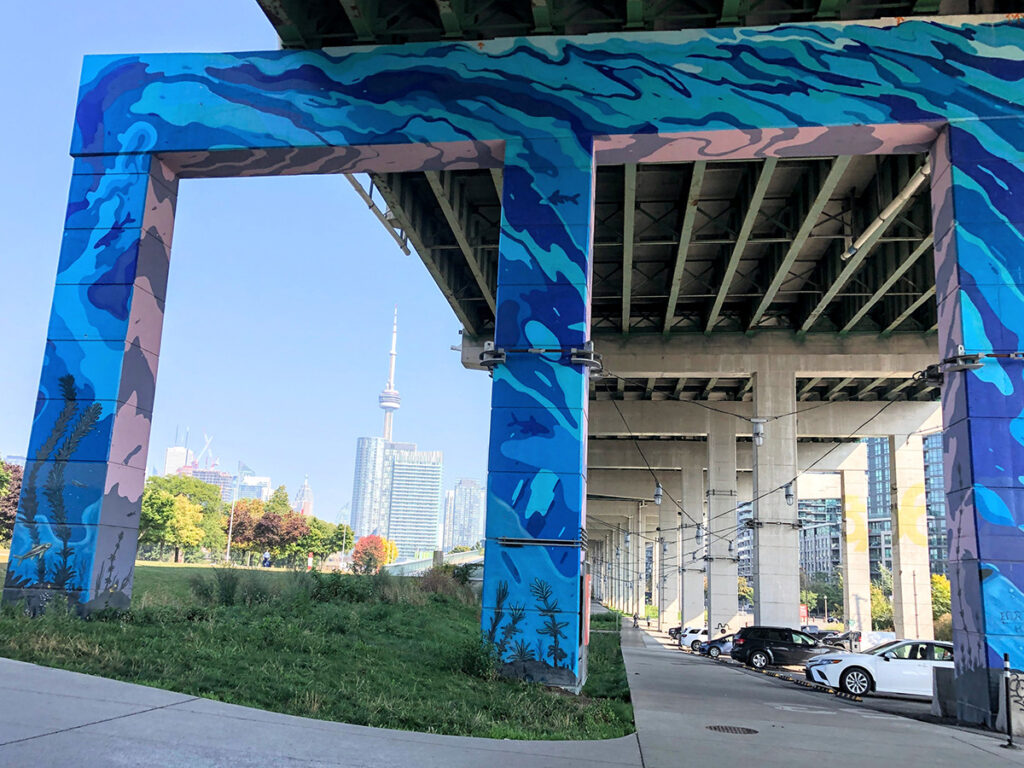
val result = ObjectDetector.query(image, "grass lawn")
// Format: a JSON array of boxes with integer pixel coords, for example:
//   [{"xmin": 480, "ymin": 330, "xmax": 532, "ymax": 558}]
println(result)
[{"xmin": 0, "ymin": 562, "xmax": 633, "ymax": 740}]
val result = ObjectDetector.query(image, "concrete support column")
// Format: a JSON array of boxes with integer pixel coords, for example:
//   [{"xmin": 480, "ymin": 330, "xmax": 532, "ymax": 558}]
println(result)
[
  {"xmin": 840, "ymin": 443, "xmax": 872, "ymax": 633},
  {"xmin": 480, "ymin": 136, "xmax": 595, "ymax": 690},
  {"xmin": 707, "ymin": 410, "xmax": 739, "ymax": 635},
  {"xmin": 632, "ymin": 508, "xmax": 643, "ymax": 617},
  {"xmin": 889, "ymin": 433, "xmax": 933, "ymax": 640},
  {"xmin": 659, "ymin": 490, "xmax": 679, "ymax": 630},
  {"xmin": 681, "ymin": 464, "xmax": 705, "ymax": 629},
  {"xmin": 752, "ymin": 368, "xmax": 800, "ymax": 628}
]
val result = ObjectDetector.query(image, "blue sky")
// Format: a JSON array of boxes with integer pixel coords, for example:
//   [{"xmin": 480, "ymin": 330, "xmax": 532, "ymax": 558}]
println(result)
[{"xmin": 0, "ymin": 2, "xmax": 491, "ymax": 523}]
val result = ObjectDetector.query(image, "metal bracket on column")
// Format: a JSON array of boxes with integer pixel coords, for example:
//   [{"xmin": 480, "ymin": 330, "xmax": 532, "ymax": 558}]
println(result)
[
  {"xmin": 496, "ymin": 529, "xmax": 588, "ymax": 551},
  {"xmin": 706, "ymin": 489, "xmax": 738, "ymax": 497},
  {"xmin": 744, "ymin": 519, "xmax": 801, "ymax": 530},
  {"xmin": 569, "ymin": 340, "xmax": 603, "ymax": 377},
  {"xmin": 704, "ymin": 556, "xmax": 741, "ymax": 563},
  {"xmin": 479, "ymin": 341, "xmax": 506, "ymax": 370}
]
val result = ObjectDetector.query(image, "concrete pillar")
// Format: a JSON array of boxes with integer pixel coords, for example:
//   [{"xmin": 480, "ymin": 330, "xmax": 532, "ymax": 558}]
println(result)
[
  {"xmin": 659, "ymin": 489, "xmax": 679, "ymax": 630},
  {"xmin": 479, "ymin": 136, "xmax": 595, "ymax": 690},
  {"xmin": 752, "ymin": 367, "xmax": 800, "ymax": 628},
  {"xmin": 681, "ymin": 464, "xmax": 705, "ymax": 629},
  {"xmin": 840, "ymin": 444, "xmax": 872, "ymax": 633},
  {"xmin": 707, "ymin": 410, "xmax": 739, "ymax": 635},
  {"xmin": 889, "ymin": 433, "xmax": 933, "ymax": 640},
  {"xmin": 2, "ymin": 156, "xmax": 178, "ymax": 613},
  {"xmin": 632, "ymin": 507, "xmax": 643, "ymax": 617}
]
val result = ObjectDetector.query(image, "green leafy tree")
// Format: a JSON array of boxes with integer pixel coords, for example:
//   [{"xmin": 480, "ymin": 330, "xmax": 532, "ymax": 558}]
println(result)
[
  {"xmin": 931, "ymin": 574, "xmax": 951, "ymax": 621},
  {"xmin": 738, "ymin": 576, "xmax": 754, "ymax": 607},
  {"xmin": 265, "ymin": 485, "xmax": 291, "ymax": 516},
  {"xmin": 227, "ymin": 498, "xmax": 263, "ymax": 564},
  {"xmin": 328, "ymin": 523, "xmax": 355, "ymax": 556},
  {"xmin": 874, "ymin": 566, "xmax": 894, "ymax": 597},
  {"xmin": 0, "ymin": 461, "xmax": 23, "ymax": 543},
  {"xmin": 199, "ymin": 505, "xmax": 227, "ymax": 557},
  {"xmin": 871, "ymin": 582, "xmax": 894, "ymax": 630},
  {"xmin": 139, "ymin": 487, "xmax": 176, "ymax": 550},
  {"xmin": 147, "ymin": 475, "xmax": 223, "ymax": 513}
]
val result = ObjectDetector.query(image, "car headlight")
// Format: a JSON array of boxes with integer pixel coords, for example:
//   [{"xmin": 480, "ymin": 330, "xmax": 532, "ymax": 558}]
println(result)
[{"xmin": 808, "ymin": 659, "xmax": 843, "ymax": 666}]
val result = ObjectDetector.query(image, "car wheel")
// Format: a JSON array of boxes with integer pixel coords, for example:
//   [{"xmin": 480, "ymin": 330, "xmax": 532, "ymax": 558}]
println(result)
[
  {"xmin": 709, "ymin": 646, "xmax": 720, "ymax": 659},
  {"xmin": 691, "ymin": 640, "xmax": 702, "ymax": 652},
  {"xmin": 749, "ymin": 650, "xmax": 769, "ymax": 670},
  {"xmin": 839, "ymin": 667, "xmax": 872, "ymax": 696}
]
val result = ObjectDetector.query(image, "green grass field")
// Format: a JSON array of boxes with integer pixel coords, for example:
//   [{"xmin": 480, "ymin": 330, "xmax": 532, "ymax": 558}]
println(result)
[{"xmin": 0, "ymin": 561, "xmax": 633, "ymax": 740}]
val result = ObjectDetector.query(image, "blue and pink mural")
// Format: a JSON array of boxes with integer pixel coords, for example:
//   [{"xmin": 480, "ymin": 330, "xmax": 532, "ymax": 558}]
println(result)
[{"xmin": 5, "ymin": 15, "xmax": 1024, "ymax": 717}]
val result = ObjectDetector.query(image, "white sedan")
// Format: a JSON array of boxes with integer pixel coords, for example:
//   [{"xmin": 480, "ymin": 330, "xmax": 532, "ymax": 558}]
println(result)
[{"xmin": 804, "ymin": 639, "xmax": 954, "ymax": 697}]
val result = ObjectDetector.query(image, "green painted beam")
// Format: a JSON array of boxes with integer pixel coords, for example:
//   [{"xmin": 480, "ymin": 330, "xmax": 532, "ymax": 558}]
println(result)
[
  {"xmin": 814, "ymin": 0, "xmax": 843, "ymax": 20},
  {"xmin": 622, "ymin": 163, "xmax": 638, "ymax": 334},
  {"xmin": 825, "ymin": 376, "xmax": 854, "ymax": 400},
  {"xmin": 720, "ymin": 0, "xmax": 743, "ymax": 24},
  {"xmin": 913, "ymin": 0, "xmax": 942, "ymax": 13},
  {"xmin": 531, "ymin": 0, "xmax": 553, "ymax": 32},
  {"xmin": 626, "ymin": 0, "xmax": 646, "ymax": 29},
  {"xmin": 663, "ymin": 162, "xmax": 707, "ymax": 333},
  {"xmin": 747, "ymin": 156, "xmax": 852, "ymax": 331},
  {"xmin": 855, "ymin": 376, "xmax": 888, "ymax": 399},
  {"xmin": 797, "ymin": 377, "xmax": 821, "ymax": 400},
  {"xmin": 435, "ymin": 0, "xmax": 463, "ymax": 38},
  {"xmin": 338, "ymin": 0, "xmax": 375, "ymax": 41},
  {"xmin": 881, "ymin": 286, "xmax": 936, "ymax": 335},
  {"xmin": 839, "ymin": 234, "xmax": 934, "ymax": 333},
  {"xmin": 705, "ymin": 158, "xmax": 777, "ymax": 334}
]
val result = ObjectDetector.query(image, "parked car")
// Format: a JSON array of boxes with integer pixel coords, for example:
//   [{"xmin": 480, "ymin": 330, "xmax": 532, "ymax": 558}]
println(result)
[
  {"xmin": 699, "ymin": 633, "xmax": 734, "ymax": 659},
  {"xmin": 674, "ymin": 626, "xmax": 709, "ymax": 651},
  {"xmin": 823, "ymin": 630, "xmax": 862, "ymax": 651},
  {"xmin": 730, "ymin": 626, "xmax": 832, "ymax": 669},
  {"xmin": 804, "ymin": 640, "xmax": 954, "ymax": 696}
]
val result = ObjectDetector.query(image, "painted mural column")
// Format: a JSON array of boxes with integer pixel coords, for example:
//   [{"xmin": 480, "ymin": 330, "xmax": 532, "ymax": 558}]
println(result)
[
  {"xmin": 888, "ymin": 434, "xmax": 934, "ymax": 640},
  {"xmin": 931, "ymin": 118, "xmax": 1024, "ymax": 726},
  {"xmin": 3, "ymin": 155, "xmax": 176, "ymax": 613},
  {"xmin": 482, "ymin": 135, "xmax": 595, "ymax": 690},
  {"xmin": 659, "ymin": 481, "xmax": 680, "ymax": 628},
  {"xmin": 840, "ymin": 444, "xmax": 872, "ymax": 634},
  {"xmin": 681, "ymin": 464, "xmax": 705, "ymax": 630}
]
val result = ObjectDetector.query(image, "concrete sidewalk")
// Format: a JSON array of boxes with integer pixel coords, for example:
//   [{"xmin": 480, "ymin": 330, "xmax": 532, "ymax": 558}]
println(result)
[
  {"xmin": 0, "ymin": 658, "xmax": 641, "ymax": 768},
  {"xmin": 621, "ymin": 624, "xmax": 1024, "ymax": 767}
]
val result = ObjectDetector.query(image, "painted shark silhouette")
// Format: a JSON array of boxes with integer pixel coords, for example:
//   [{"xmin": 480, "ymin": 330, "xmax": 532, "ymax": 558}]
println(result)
[{"xmin": 508, "ymin": 413, "xmax": 551, "ymax": 436}]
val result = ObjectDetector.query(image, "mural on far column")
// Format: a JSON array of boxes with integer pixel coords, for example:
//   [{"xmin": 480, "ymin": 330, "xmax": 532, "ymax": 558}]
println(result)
[{"xmin": 7, "ymin": 17, "xmax": 1024, "ymax": 712}]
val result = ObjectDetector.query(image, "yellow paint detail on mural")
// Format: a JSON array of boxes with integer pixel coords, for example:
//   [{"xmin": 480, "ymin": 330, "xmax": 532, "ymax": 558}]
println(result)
[
  {"xmin": 843, "ymin": 498, "xmax": 868, "ymax": 552},
  {"xmin": 897, "ymin": 483, "xmax": 929, "ymax": 548}
]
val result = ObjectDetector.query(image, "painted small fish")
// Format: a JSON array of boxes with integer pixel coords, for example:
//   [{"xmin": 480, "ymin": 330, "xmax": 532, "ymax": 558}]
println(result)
[
  {"xmin": 12, "ymin": 542, "xmax": 52, "ymax": 566},
  {"xmin": 547, "ymin": 190, "xmax": 580, "ymax": 206},
  {"xmin": 508, "ymin": 413, "xmax": 551, "ymax": 436}
]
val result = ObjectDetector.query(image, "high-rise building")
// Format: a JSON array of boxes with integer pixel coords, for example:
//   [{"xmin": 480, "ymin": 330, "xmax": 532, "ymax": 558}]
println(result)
[
  {"xmin": 386, "ymin": 449, "xmax": 443, "ymax": 559},
  {"xmin": 351, "ymin": 436, "xmax": 387, "ymax": 536},
  {"xmin": 864, "ymin": 434, "xmax": 947, "ymax": 579},
  {"xmin": 293, "ymin": 475, "xmax": 314, "ymax": 516},
  {"xmin": 798, "ymin": 498, "xmax": 842, "ymax": 578},
  {"xmin": 238, "ymin": 475, "xmax": 273, "ymax": 502},
  {"xmin": 164, "ymin": 446, "xmax": 194, "ymax": 476},
  {"xmin": 443, "ymin": 478, "xmax": 485, "ymax": 551},
  {"xmin": 184, "ymin": 467, "xmax": 236, "ymax": 504},
  {"xmin": 442, "ymin": 490, "xmax": 456, "ymax": 551}
]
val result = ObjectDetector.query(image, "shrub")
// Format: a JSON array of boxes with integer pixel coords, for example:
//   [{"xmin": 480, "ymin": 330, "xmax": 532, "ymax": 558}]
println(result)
[
  {"xmin": 309, "ymin": 571, "xmax": 373, "ymax": 603},
  {"xmin": 449, "ymin": 633, "xmax": 500, "ymax": 679},
  {"xmin": 934, "ymin": 612, "xmax": 953, "ymax": 641}
]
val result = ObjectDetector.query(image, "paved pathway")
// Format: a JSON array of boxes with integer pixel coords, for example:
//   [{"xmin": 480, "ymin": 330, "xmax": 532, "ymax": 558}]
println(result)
[
  {"xmin": 622, "ymin": 625, "xmax": 1023, "ymax": 767},
  {"xmin": 1, "ymin": 619, "xmax": 1021, "ymax": 766}
]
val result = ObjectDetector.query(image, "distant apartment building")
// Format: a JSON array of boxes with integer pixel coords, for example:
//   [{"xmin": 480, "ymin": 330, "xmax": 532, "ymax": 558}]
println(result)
[
  {"xmin": 865, "ymin": 434, "xmax": 947, "ymax": 578},
  {"xmin": 238, "ymin": 475, "xmax": 273, "ymax": 502},
  {"xmin": 182, "ymin": 467, "xmax": 235, "ymax": 504},
  {"xmin": 442, "ymin": 478, "xmax": 485, "ymax": 551},
  {"xmin": 386, "ymin": 449, "xmax": 443, "ymax": 559},
  {"xmin": 798, "ymin": 498, "xmax": 842, "ymax": 578}
]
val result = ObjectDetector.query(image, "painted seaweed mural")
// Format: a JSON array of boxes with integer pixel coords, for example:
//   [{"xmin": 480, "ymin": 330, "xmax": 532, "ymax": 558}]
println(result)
[
  {"xmin": 489, "ymin": 579, "xmax": 578, "ymax": 687},
  {"xmin": 4, "ymin": 375, "xmax": 100, "ymax": 612}
]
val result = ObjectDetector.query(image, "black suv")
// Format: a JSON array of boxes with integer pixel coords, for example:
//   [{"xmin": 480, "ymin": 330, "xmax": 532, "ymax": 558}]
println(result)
[{"xmin": 730, "ymin": 626, "xmax": 831, "ymax": 669}]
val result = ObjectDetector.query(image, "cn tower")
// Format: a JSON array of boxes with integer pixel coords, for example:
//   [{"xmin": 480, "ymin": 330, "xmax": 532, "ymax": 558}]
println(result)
[{"xmin": 378, "ymin": 306, "xmax": 401, "ymax": 441}]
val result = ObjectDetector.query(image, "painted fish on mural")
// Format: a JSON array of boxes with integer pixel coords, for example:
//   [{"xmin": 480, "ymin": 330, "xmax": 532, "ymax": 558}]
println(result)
[{"xmin": 11, "ymin": 543, "xmax": 52, "ymax": 566}]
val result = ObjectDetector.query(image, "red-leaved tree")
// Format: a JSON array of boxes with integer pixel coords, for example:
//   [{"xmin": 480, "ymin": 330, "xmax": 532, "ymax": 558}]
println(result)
[{"xmin": 351, "ymin": 535, "xmax": 387, "ymax": 575}]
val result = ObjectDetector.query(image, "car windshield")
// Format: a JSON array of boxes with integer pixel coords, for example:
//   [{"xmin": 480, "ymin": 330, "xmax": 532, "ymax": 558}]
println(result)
[{"xmin": 863, "ymin": 641, "xmax": 902, "ymax": 655}]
